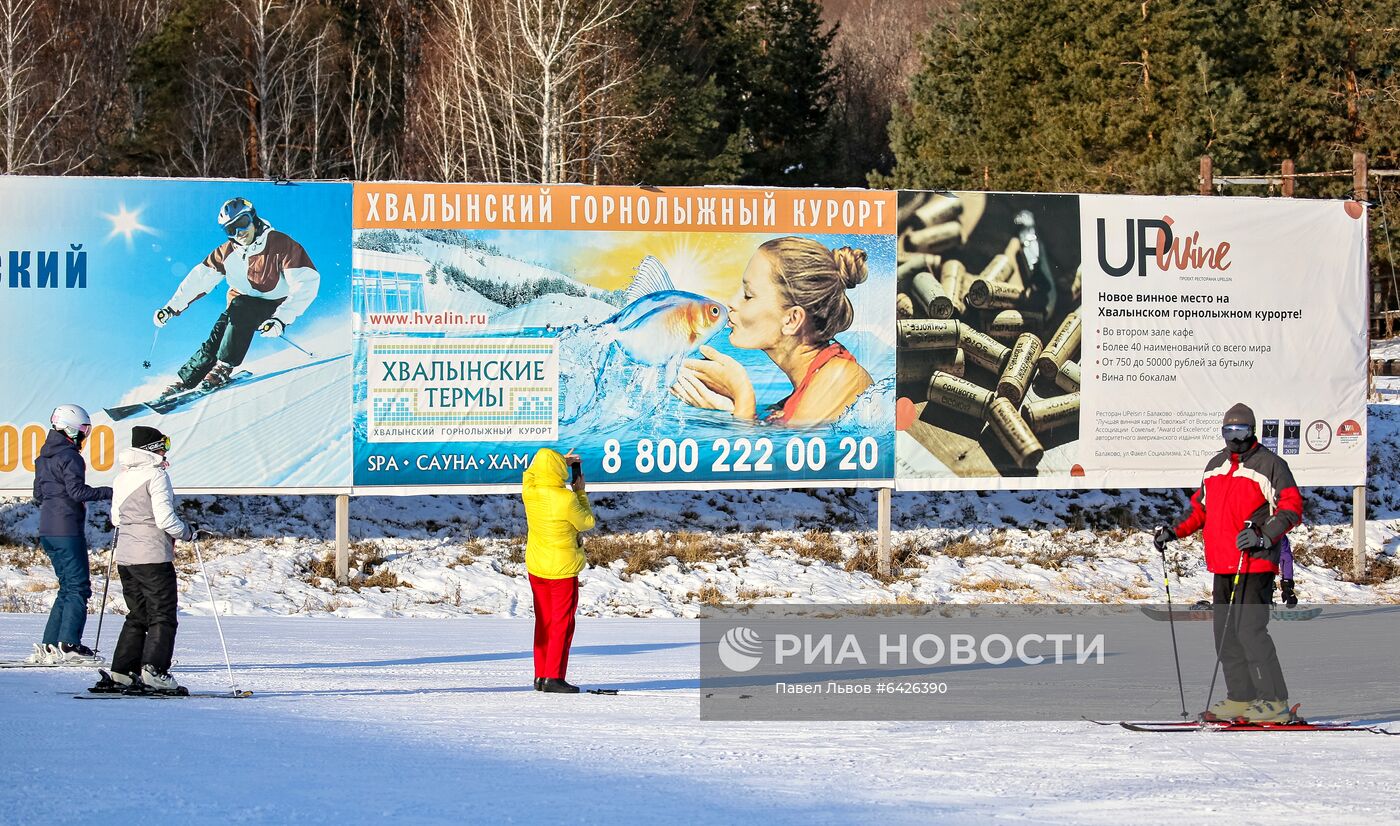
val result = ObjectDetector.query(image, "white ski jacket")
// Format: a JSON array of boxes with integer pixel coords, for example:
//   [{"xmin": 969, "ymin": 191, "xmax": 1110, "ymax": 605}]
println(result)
[
  {"xmin": 112, "ymin": 448, "xmax": 189, "ymax": 565},
  {"xmin": 166, "ymin": 223, "xmax": 320, "ymax": 328}
]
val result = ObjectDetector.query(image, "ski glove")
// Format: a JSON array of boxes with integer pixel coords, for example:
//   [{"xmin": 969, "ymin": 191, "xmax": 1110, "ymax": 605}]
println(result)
[
  {"xmin": 179, "ymin": 523, "xmax": 194, "ymax": 542},
  {"xmin": 1235, "ymin": 524, "xmax": 1269, "ymax": 555},
  {"xmin": 258, "ymin": 318, "xmax": 285, "ymax": 338},
  {"xmin": 1152, "ymin": 525, "xmax": 1175, "ymax": 552},
  {"xmin": 153, "ymin": 305, "xmax": 180, "ymax": 327}
]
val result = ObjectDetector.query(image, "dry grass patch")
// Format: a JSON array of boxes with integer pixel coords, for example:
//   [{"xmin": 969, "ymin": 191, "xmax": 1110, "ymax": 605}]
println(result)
[
  {"xmin": 586, "ymin": 531, "xmax": 728, "ymax": 579},
  {"xmin": 1025, "ymin": 544, "xmax": 1098, "ymax": 571},
  {"xmin": 1296, "ymin": 543, "xmax": 1400, "ymax": 585},
  {"xmin": 844, "ymin": 535, "xmax": 925, "ymax": 583},
  {"xmin": 689, "ymin": 582, "xmax": 726, "ymax": 606},
  {"xmin": 956, "ymin": 576, "xmax": 1026, "ymax": 594},
  {"xmin": 799, "ymin": 530, "xmax": 844, "ymax": 565}
]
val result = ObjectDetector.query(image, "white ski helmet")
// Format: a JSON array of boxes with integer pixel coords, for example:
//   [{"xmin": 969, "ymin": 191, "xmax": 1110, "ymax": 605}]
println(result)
[
  {"xmin": 50, "ymin": 404, "xmax": 92, "ymax": 439},
  {"xmin": 217, "ymin": 197, "xmax": 260, "ymax": 240}
]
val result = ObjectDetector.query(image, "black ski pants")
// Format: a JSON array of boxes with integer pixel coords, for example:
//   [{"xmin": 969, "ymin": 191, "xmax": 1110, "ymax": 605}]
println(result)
[
  {"xmin": 1213, "ymin": 572, "xmax": 1288, "ymax": 702},
  {"xmin": 177, "ymin": 294, "xmax": 283, "ymax": 387},
  {"xmin": 112, "ymin": 562, "xmax": 178, "ymax": 676}
]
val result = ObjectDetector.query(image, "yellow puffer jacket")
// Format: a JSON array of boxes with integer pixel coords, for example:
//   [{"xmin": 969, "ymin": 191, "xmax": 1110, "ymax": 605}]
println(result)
[{"xmin": 522, "ymin": 448, "xmax": 595, "ymax": 579}]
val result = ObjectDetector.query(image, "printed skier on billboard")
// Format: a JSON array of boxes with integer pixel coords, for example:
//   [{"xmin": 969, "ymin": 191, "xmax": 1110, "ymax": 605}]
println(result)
[{"xmin": 152, "ymin": 197, "xmax": 321, "ymax": 395}]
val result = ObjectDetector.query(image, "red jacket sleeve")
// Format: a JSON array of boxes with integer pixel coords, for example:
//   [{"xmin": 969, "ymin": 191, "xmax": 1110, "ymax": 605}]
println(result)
[{"xmin": 1175, "ymin": 487, "xmax": 1206, "ymax": 538}]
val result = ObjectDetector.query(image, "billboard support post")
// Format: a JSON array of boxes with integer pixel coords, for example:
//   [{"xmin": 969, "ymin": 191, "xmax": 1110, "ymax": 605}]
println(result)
[
  {"xmin": 877, "ymin": 488, "xmax": 892, "ymax": 577},
  {"xmin": 1355, "ymin": 150, "xmax": 1369, "ymax": 583},
  {"xmin": 335, "ymin": 494, "xmax": 350, "ymax": 584}
]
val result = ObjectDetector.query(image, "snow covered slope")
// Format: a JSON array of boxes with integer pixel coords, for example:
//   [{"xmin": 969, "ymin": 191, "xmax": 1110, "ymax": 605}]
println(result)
[{"xmin": 0, "ymin": 615, "xmax": 1395, "ymax": 825}]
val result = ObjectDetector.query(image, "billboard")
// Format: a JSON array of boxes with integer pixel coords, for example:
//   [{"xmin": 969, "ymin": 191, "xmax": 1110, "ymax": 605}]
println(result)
[
  {"xmin": 351, "ymin": 184, "xmax": 897, "ymax": 491},
  {"xmin": 894, "ymin": 191, "xmax": 1368, "ymax": 490},
  {"xmin": 0, "ymin": 178, "xmax": 353, "ymax": 492}
]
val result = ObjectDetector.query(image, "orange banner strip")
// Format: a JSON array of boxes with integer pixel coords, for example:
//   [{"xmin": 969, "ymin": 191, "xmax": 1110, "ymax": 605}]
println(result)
[{"xmin": 354, "ymin": 183, "xmax": 894, "ymax": 235}]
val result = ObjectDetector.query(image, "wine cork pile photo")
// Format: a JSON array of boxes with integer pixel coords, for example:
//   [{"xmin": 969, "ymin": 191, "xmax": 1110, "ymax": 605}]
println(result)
[{"xmin": 895, "ymin": 192, "xmax": 1083, "ymax": 479}]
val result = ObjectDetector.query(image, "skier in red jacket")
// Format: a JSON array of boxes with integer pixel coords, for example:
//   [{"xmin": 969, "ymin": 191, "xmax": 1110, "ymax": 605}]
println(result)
[{"xmin": 1153, "ymin": 402, "xmax": 1303, "ymax": 723}]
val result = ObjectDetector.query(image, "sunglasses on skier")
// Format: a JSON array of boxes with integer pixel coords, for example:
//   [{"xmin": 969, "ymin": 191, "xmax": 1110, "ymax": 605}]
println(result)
[
  {"xmin": 223, "ymin": 213, "xmax": 256, "ymax": 237},
  {"xmin": 1221, "ymin": 424, "xmax": 1254, "ymax": 441}
]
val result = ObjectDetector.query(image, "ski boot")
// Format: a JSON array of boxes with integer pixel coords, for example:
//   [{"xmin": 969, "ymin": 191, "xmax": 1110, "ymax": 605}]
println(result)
[
  {"xmin": 58, "ymin": 642, "xmax": 101, "ymax": 665},
  {"xmin": 158, "ymin": 379, "xmax": 190, "ymax": 400},
  {"xmin": 1280, "ymin": 579, "xmax": 1298, "ymax": 607},
  {"xmin": 23, "ymin": 643, "xmax": 54, "ymax": 665},
  {"xmin": 534, "ymin": 677, "xmax": 544, "ymax": 691},
  {"xmin": 131, "ymin": 664, "xmax": 188, "ymax": 696},
  {"xmin": 1202, "ymin": 697, "xmax": 1253, "ymax": 722},
  {"xmin": 198, "ymin": 361, "xmax": 235, "ymax": 391},
  {"xmin": 540, "ymin": 678, "xmax": 580, "ymax": 694},
  {"xmin": 89, "ymin": 669, "xmax": 135, "ymax": 694},
  {"xmin": 1239, "ymin": 698, "xmax": 1296, "ymax": 724}
]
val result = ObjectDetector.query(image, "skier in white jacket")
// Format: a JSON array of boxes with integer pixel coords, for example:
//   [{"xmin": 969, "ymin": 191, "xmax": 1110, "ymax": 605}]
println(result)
[{"xmin": 91, "ymin": 425, "xmax": 192, "ymax": 695}]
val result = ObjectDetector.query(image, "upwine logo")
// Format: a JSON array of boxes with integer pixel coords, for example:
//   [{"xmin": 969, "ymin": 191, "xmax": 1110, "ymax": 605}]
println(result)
[
  {"xmin": 718, "ymin": 627, "xmax": 764, "ymax": 673},
  {"xmin": 1096, "ymin": 216, "xmax": 1232, "ymax": 277}
]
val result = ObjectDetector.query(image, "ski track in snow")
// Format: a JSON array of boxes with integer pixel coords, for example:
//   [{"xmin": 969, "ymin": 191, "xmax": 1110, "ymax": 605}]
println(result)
[{"xmin": 0, "ymin": 615, "xmax": 1394, "ymax": 825}]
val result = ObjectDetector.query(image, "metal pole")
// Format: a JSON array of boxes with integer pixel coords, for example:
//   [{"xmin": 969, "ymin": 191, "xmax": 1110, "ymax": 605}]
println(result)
[
  {"xmin": 335, "ymin": 494, "xmax": 350, "ymax": 584},
  {"xmin": 1353, "ymin": 486, "xmax": 1367, "ymax": 581},
  {"xmin": 877, "ymin": 488, "xmax": 892, "ymax": 577},
  {"xmin": 1355, "ymin": 151, "xmax": 1370, "ymax": 582}
]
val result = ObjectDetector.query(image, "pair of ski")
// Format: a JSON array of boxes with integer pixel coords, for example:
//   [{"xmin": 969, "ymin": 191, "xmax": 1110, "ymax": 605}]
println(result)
[
  {"xmin": 76, "ymin": 688, "xmax": 253, "ymax": 700},
  {"xmin": 1089, "ymin": 711, "xmax": 1396, "ymax": 735},
  {"xmin": 0, "ymin": 660, "xmax": 109, "ymax": 669}
]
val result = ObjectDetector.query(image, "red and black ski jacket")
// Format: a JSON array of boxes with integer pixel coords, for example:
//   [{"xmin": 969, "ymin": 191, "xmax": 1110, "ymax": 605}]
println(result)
[{"xmin": 1174, "ymin": 442, "xmax": 1303, "ymax": 575}]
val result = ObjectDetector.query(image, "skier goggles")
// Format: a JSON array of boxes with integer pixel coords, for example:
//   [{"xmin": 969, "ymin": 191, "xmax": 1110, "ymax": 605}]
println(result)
[
  {"xmin": 223, "ymin": 213, "xmax": 255, "ymax": 237},
  {"xmin": 1221, "ymin": 424, "xmax": 1254, "ymax": 441},
  {"xmin": 139, "ymin": 436, "xmax": 171, "ymax": 453}
]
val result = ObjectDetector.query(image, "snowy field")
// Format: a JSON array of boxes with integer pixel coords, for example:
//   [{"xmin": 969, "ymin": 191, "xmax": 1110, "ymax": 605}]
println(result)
[{"xmin": 2, "ymin": 614, "xmax": 1397, "ymax": 826}]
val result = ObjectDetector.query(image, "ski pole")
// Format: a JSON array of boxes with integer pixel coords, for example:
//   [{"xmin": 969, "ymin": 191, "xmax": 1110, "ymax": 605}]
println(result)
[
  {"xmin": 1157, "ymin": 544, "xmax": 1189, "ymax": 721},
  {"xmin": 192, "ymin": 530, "xmax": 248, "ymax": 697},
  {"xmin": 143, "ymin": 329, "xmax": 160, "ymax": 370},
  {"xmin": 93, "ymin": 527, "xmax": 119, "ymax": 655},
  {"xmin": 275, "ymin": 332, "xmax": 315, "ymax": 359},
  {"xmin": 1203, "ymin": 541, "xmax": 1251, "ymax": 717}
]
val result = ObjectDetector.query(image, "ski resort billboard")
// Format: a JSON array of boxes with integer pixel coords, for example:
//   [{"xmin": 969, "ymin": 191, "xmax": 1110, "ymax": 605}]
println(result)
[
  {"xmin": 894, "ymin": 191, "xmax": 1368, "ymax": 490},
  {"xmin": 351, "ymin": 184, "xmax": 897, "ymax": 492},
  {"xmin": 0, "ymin": 177, "xmax": 353, "ymax": 493}
]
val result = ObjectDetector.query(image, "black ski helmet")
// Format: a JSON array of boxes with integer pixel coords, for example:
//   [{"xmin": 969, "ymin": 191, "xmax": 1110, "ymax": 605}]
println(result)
[{"xmin": 218, "ymin": 197, "xmax": 260, "ymax": 239}]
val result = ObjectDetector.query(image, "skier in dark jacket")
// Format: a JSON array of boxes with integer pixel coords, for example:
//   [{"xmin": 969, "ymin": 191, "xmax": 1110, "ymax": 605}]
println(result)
[
  {"xmin": 29, "ymin": 404, "xmax": 112, "ymax": 665},
  {"xmin": 1154, "ymin": 402, "xmax": 1303, "ymax": 723}
]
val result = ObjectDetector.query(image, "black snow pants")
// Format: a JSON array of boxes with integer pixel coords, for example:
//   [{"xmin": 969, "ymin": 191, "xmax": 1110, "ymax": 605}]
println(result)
[
  {"xmin": 176, "ymin": 294, "xmax": 283, "ymax": 388},
  {"xmin": 112, "ymin": 562, "xmax": 179, "ymax": 675},
  {"xmin": 1213, "ymin": 572, "xmax": 1288, "ymax": 702}
]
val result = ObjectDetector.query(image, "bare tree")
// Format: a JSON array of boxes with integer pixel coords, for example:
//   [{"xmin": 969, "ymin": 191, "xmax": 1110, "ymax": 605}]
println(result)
[
  {"xmin": 410, "ymin": 0, "xmax": 645, "ymax": 183},
  {"xmin": 173, "ymin": 55, "xmax": 235, "ymax": 177},
  {"xmin": 221, "ymin": 0, "xmax": 322, "ymax": 177},
  {"xmin": 0, "ymin": 0, "xmax": 87, "ymax": 173}
]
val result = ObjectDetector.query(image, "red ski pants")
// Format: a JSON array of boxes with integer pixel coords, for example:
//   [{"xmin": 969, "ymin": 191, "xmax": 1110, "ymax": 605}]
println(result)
[{"xmin": 529, "ymin": 574, "xmax": 579, "ymax": 680}]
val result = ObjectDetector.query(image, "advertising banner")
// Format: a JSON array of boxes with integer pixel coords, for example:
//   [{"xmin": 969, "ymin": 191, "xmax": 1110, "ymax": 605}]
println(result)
[
  {"xmin": 895, "ymin": 191, "xmax": 1367, "ymax": 490},
  {"xmin": 352, "ymin": 184, "xmax": 896, "ymax": 491},
  {"xmin": 0, "ymin": 178, "xmax": 353, "ymax": 493}
]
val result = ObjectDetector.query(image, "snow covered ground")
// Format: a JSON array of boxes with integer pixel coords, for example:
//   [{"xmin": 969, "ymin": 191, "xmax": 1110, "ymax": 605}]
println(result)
[
  {"xmin": 2, "ymin": 614, "xmax": 1396, "ymax": 825},
  {"xmin": 2, "ymin": 405, "xmax": 1398, "ymax": 619}
]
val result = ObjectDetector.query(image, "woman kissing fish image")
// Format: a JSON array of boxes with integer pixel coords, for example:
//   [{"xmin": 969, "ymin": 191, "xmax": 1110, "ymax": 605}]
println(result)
[{"xmin": 670, "ymin": 237, "xmax": 873, "ymax": 427}]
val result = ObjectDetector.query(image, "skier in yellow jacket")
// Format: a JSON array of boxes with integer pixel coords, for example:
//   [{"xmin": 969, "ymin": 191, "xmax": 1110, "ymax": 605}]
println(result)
[{"xmin": 522, "ymin": 447, "xmax": 595, "ymax": 693}]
